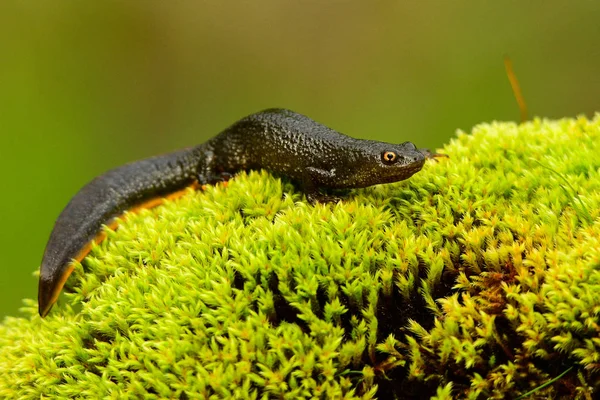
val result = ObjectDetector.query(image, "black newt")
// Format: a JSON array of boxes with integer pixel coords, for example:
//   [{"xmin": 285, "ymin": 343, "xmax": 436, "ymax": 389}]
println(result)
[{"xmin": 38, "ymin": 108, "xmax": 431, "ymax": 317}]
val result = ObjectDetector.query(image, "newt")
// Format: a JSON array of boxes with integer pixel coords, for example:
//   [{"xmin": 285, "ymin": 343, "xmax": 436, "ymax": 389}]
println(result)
[{"xmin": 38, "ymin": 108, "xmax": 434, "ymax": 317}]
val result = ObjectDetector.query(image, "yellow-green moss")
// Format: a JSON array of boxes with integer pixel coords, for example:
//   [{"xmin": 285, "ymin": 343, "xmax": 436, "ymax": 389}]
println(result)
[{"xmin": 1, "ymin": 115, "xmax": 599, "ymax": 399}]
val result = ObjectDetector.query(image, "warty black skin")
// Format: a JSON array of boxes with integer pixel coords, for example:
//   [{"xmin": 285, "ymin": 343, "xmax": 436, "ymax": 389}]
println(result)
[{"xmin": 38, "ymin": 108, "xmax": 427, "ymax": 317}]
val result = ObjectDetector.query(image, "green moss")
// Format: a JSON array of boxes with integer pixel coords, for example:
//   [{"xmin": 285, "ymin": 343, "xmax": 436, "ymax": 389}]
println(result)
[{"xmin": 1, "ymin": 115, "xmax": 600, "ymax": 399}]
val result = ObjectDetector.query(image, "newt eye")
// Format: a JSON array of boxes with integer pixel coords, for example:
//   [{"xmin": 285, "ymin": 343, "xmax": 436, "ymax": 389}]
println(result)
[{"xmin": 381, "ymin": 151, "xmax": 398, "ymax": 164}]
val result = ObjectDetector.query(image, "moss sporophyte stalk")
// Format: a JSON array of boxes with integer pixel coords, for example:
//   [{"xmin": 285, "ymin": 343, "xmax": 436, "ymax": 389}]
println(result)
[{"xmin": 2, "ymin": 115, "xmax": 600, "ymax": 399}]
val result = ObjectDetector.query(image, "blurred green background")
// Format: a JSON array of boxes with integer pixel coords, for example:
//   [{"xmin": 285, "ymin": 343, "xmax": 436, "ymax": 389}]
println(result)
[{"xmin": 1, "ymin": 1, "xmax": 599, "ymax": 318}]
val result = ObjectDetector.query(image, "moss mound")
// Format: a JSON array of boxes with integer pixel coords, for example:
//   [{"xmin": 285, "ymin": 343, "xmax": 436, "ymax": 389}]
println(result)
[{"xmin": 1, "ymin": 116, "xmax": 600, "ymax": 399}]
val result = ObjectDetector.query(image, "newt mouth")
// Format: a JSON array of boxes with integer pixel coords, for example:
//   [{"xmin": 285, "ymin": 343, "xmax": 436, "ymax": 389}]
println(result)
[{"xmin": 379, "ymin": 158, "xmax": 426, "ymax": 184}]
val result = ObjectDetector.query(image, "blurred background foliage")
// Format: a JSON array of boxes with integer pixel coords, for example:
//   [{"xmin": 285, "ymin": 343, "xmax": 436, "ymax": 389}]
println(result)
[{"xmin": 0, "ymin": 1, "xmax": 598, "ymax": 318}]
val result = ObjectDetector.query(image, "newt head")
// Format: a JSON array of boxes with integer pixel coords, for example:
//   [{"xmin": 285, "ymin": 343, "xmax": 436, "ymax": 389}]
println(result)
[
  {"xmin": 377, "ymin": 141, "xmax": 426, "ymax": 181},
  {"xmin": 329, "ymin": 140, "xmax": 426, "ymax": 188}
]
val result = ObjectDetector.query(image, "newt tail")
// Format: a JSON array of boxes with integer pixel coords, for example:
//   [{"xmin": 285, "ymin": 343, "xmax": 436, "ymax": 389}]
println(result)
[{"xmin": 38, "ymin": 149, "xmax": 201, "ymax": 317}]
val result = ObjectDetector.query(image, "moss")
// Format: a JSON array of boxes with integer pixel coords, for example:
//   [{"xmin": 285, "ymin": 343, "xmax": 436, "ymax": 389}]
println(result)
[{"xmin": 1, "ymin": 115, "xmax": 600, "ymax": 399}]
